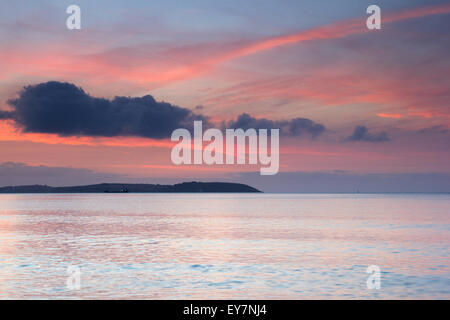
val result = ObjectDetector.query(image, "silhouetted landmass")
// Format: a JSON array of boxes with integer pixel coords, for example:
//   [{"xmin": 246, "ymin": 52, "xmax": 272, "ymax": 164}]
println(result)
[{"xmin": 0, "ymin": 182, "xmax": 261, "ymax": 193}]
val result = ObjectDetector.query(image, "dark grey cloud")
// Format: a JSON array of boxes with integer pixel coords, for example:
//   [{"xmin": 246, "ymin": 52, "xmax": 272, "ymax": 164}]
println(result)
[
  {"xmin": 3, "ymin": 82, "xmax": 327, "ymax": 139},
  {"xmin": 5, "ymin": 81, "xmax": 209, "ymax": 139},
  {"xmin": 418, "ymin": 125, "xmax": 449, "ymax": 134},
  {"xmin": 224, "ymin": 113, "xmax": 326, "ymax": 137},
  {"xmin": 347, "ymin": 125, "xmax": 389, "ymax": 143},
  {"xmin": 0, "ymin": 110, "xmax": 14, "ymax": 119}
]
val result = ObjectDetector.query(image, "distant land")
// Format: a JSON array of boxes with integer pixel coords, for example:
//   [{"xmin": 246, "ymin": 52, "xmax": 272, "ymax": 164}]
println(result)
[{"xmin": 0, "ymin": 182, "xmax": 261, "ymax": 193}]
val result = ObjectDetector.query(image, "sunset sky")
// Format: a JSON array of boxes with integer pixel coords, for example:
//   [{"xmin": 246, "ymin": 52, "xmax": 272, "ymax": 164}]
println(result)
[{"xmin": 0, "ymin": 0, "xmax": 449, "ymax": 192}]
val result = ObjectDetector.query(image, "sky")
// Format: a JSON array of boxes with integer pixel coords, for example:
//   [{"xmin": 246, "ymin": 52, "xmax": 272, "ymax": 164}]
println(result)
[{"xmin": 0, "ymin": 0, "xmax": 449, "ymax": 192}]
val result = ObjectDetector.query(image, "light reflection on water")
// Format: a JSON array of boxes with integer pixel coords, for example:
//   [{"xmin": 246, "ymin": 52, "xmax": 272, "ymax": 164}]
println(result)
[{"xmin": 0, "ymin": 193, "xmax": 449, "ymax": 299}]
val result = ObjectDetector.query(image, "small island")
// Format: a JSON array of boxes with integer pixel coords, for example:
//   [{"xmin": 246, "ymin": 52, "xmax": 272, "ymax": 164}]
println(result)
[{"xmin": 0, "ymin": 182, "xmax": 261, "ymax": 193}]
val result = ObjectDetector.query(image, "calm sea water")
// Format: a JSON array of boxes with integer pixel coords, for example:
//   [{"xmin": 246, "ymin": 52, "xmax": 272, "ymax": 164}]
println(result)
[{"xmin": 0, "ymin": 193, "xmax": 448, "ymax": 299}]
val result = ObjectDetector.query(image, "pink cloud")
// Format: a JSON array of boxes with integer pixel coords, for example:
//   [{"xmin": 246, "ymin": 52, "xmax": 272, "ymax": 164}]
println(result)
[
  {"xmin": 377, "ymin": 113, "xmax": 404, "ymax": 119},
  {"xmin": 1, "ymin": 3, "xmax": 449, "ymax": 92}
]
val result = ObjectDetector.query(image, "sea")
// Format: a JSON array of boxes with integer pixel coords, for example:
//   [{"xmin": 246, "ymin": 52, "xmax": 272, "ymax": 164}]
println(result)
[{"xmin": 0, "ymin": 193, "xmax": 448, "ymax": 299}]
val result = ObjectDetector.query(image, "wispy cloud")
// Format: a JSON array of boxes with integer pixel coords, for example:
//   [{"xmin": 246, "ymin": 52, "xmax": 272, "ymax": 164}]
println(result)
[
  {"xmin": 347, "ymin": 126, "xmax": 389, "ymax": 143},
  {"xmin": 377, "ymin": 113, "xmax": 404, "ymax": 119},
  {"xmin": 1, "ymin": 4, "xmax": 449, "ymax": 90}
]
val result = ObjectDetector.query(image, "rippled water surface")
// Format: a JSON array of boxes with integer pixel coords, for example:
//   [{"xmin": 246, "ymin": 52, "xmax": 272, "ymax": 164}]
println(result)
[{"xmin": 0, "ymin": 193, "xmax": 449, "ymax": 299}]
